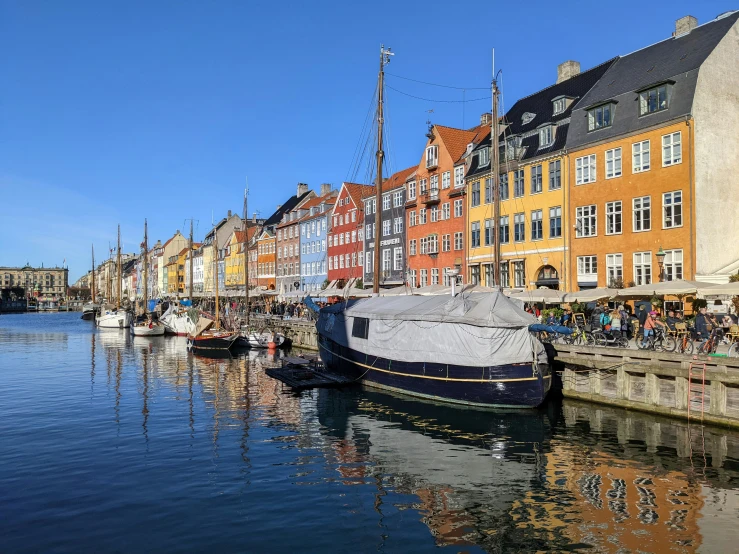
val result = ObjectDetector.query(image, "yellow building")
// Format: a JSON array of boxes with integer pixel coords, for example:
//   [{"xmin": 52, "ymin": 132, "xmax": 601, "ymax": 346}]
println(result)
[{"xmin": 466, "ymin": 61, "xmax": 615, "ymax": 290}]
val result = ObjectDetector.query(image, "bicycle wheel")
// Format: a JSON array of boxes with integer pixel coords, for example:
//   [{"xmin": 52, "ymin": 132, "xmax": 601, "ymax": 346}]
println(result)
[
  {"xmin": 679, "ymin": 339, "xmax": 694, "ymax": 355},
  {"xmin": 617, "ymin": 337, "xmax": 629, "ymax": 348},
  {"xmin": 662, "ymin": 335, "xmax": 676, "ymax": 353},
  {"xmin": 729, "ymin": 342, "xmax": 739, "ymax": 358},
  {"xmin": 636, "ymin": 336, "xmax": 648, "ymax": 350},
  {"xmin": 592, "ymin": 332, "xmax": 607, "ymax": 347}
]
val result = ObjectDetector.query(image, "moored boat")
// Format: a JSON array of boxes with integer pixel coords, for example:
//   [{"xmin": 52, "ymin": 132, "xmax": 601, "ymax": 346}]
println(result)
[
  {"xmin": 131, "ymin": 319, "xmax": 166, "ymax": 336},
  {"xmin": 81, "ymin": 302, "xmax": 99, "ymax": 320},
  {"xmin": 160, "ymin": 303, "xmax": 196, "ymax": 336},
  {"xmin": 96, "ymin": 308, "xmax": 133, "ymax": 328}
]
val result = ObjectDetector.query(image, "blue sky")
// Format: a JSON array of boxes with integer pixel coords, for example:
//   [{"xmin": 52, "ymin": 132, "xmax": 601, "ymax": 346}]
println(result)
[{"xmin": 1, "ymin": 0, "xmax": 735, "ymax": 282}]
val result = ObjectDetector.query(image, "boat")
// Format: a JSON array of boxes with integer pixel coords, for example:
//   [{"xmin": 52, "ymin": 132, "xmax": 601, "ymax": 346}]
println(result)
[
  {"xmin": 96, "ymin": 225, "xmax": 132, "ymax": 328},
  {"xmin": 313, "ymin": 46, "xmax": 550, "ymax": 408},
  {"xmin": 187, "ymin": 221, "xmax": 237, "ymax": 351},
  {"xmin": 238, "ymin": 329, "xmax": 287, "ymax": 349},
  {"xmin": 160, "ymin": 302, "xmax": 196, "ymax": 336},
  {"xmin": 81, "ymin": 302, "xmax": 99, "ymax": 320},
  {"xmin": 130, "ymin": 219, "xmax": 166, "ymax": 337}
]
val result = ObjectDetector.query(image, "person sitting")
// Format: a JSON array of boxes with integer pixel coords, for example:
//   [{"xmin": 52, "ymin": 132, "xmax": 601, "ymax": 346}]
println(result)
[
  {"xmin": 694, "ymin": 307, "xmax": 713, "ymax": 351},
  {"xmin": 665, "ymin": 310, "xmax": 679, "ymax": 332},
  {"xmin": 599, "ymin": 310, "xmax": 612, "ymax": 332},
  {"xmin": 610, "ymin": 310, "xmax": 622, "ymax": 338}
]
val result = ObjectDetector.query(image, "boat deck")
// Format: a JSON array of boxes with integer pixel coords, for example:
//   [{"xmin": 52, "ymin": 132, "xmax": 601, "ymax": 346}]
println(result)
[{"xmin": 266, "ymin": 356, "xmax": 354, "ymax": 390}]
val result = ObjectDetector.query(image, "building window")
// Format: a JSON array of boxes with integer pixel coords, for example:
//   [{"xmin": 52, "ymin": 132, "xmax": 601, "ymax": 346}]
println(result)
[
  {"xmin": 441, "ymin": 203, "xmax": 450, "ymax": 220},
  {"xmin": 382, "ymin": 220, "xmax": 391, "ymax": 236},
  {"xmin": 419, "ymin": 179, "xmax": 427, "ymax": 195},
  {"xmin": 662, "ymin": 132, "xmax": 682, "ymax": 166},
  {"xmin": 365, "ymin": 252, "xmax": 372, "ymax": 273},
  {"xmin": 513, "ymin": 169, "xmax": 524, "ymax": 197},
  {"xmin": 430, "ymin": 174, "xmax": 438, "ymax": 192},
  {"xmin": 484, "ymin": 219, "xmax": 493, "ymax": 246},
  {"xmin": 393, "ymin": 247, "xmax": 403, "ymax": 271},
  {"xmin": 393, "ymin": 217, "xmax": 403, "ymax": 234},
  {"xmin": 513, "ymin": 261, "xmax": 526, "ymax": 287},
  {"xmin": 639, "ymin": 84, "xmax": 668, "ymax": 115},
  {"xmin": 632, "ymin": 140, "xmax": 650, "ymax": 173},
  {"xmin": 552, "ymin": 97, "xmax": 566, "ymax": 115},
  {"xmin": 442, "ymin": 171, "xmax": 450, "ymax": 189},
  {"xmin": 454, "ymin": 232, "xmax": 463, "ymax": 250},
  {"xmin": 430, "ymin": 206, "xmax": 438, "ymax": 222},
  {"xmin": 484, "ymin": 177, "xmax": 493, "ymax": 204},
  {"xmin": 633, "ymin": 196, "xmax": 651, "ymax": 232},
  {"xmin": 549, "ymin": 160, "xmax": 561, "ymax": 190},
  {"xmin": 575, "ymin": 154, "xmax": 596, "ymax": 184},
  {"xmin": 500, "ymin": 261, "xmax": 510, "ymax": 287},
  {"xmin": 428, "ymin": 234, "xmax": 438, "ymax": 254},
  {"xmin": 514, "ymin": 213, "xmax": 525, "ymax": 242},
  {"xmin": 393, "ymin": 191, "xmax": 403, "ymax": 207},
  {"xmin": 605, "ymin": 201, "xmax": 622, "ymax": 235},
  {"xmin": 454, "ymin": 199, "xmax": 463, "ymax": 218},
  {"xmin": 539, "ymin": 126, "xmax": 553, "ymax": 148},
  {"xmin": 478, "ymin": 147, "xmax": 490, "ymax": 166},
  {"xmin": 606, "ymin": 253, "xmax": 623, "ymax": 287},
  {"xmin": 454, "ymin": 166, "xmax": 465, "ymax": 188},
  {"xmin": 530, "ymin": 164, "xmax": 543, "ymax": 194},
  {"xmin": 339, "ymin": 255, "xmax": 344, "ymax": 269},
  {"xmin": 633, "ymin": 252, "xmax": 652, "ymax": 285},
  {"xmin": 426, "ymin": 145, "xmax": 438, "ymax": 168},
  {"xmin": 419, "ymin": 208, "xmax": 427, "ymax": 224},
  {"xmin": 663, "ymin": 191, "xmax": 683, "ymax": 229},
  {"xmin": 499, "ymin": 216, "xmax": 510, "ymax": 244},
  {"xmin": 420, "ymin": 269, "xmax": 428, "ymax": 287},
  {"xmin": 605, "ymin": 147, "xmax": 622, "ymax": 179},
  {"xmin": 409, "ymin": 239, "xmax": 417, "ymax": 256},
  {"xmin": 408, "ymin": 181, "xmax": 416, "ymax": 200},
  {"xmin": 664, "ymin": 249, "xmax": 683, "ymax": 281},
  {"xmin": 499, "ymin": 174, "xmax": 509, "ymax": 200},
  {"xmin": 443, "ymin": 267, "xmax": 452, "ymax": 287},
  {"xmin": 382, "ymin": 194, "xmax": 391, "ymax": 211},
  {"xmin": 531, "ymin": 210, "xmax": 543, "ymax": 240},
  {"xmin": 442, "ymin": 234, "xmax": 450, "ymax": 252},
  {"xmin": 577, "ymin": 256, "xmax": 598, "ymax": 281},
  {"xmin": 408, "ymin": 210, "xmax": 416, "ymax": 227},
  {"xmin": 549, "ymin": 206, "xmax": 562, "ymax": 238},
  {"xmin": 471, "ymin": 181, "xmax": 481, "ymax": 207},
  {"xmin": 587, "ymin": 103, "xmax": 613, "ymax": 131},
  {"xmin": 471, "ymin": 221, "xmax": 481, "ymax": 248},
  {"xmin": 409, "ymin": 269, "xmax": 416, "ymax": 287},
  {"xmin": 468, "ymin": 265, "xmax": 479, "ymax": 285},
  {"xmin": 575, "ymin": 205, "xmax": 597, "ymax": 237},
  {"xmin": 420, "ymin": 237, "xmax": 428, "ymax": 255},
  {"xmin": 431, "ymin": 268, "xmax": 440, "ymax": 285}
]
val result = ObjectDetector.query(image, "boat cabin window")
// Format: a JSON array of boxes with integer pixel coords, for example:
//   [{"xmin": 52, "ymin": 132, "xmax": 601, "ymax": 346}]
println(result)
[{"xmin": 351, "ymin": 317, "xmax": 369, "ymax": 339}]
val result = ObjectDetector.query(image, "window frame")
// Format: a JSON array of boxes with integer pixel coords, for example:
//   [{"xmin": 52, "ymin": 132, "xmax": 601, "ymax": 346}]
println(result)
[
  {"xmin": 575, "ymin": 205, "xmax": 597, "ymax": 238},
  {"xmin": 531, "ymin": 209, "xmax": 543, "ymax": 241},
  {"xmin": 605, "ymin": 147, "xmax": 622, "ymax": 179},
  {"xmin": 587, "ymin": 103, "xmax": 614, "ymax": 131},
  {"xmin": 633, "ymin": 251, "xmax": 652, "ymax": 286},
  {"xmin": 632, "ymin": 196, "xmax": 651, "ymax": 233},
  {"xmin": 575, "ymin": 154, "xmax": 597, "ymax": 185},
  {"xmin": 663, "ymin": 191, "xmax": 683, "ymax": 229},
  {"xmin": 662, "ymin": 131, "xmax": 682, "ymax": 167},
  {"xmin": 632, "ymin": 140, "xmax": 651, "ymax": 173},
  {"xmin": 605, "ymin": 200, "xmax": 622, "ymax": 235}
]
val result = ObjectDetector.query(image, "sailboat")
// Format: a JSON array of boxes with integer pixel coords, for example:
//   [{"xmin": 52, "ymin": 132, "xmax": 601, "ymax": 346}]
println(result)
[
  {"xmin": 314, "ymin": 47, "xmax": 550, "ymax": 408},
  {"xmin": 81, "ymin": 244, "xmax": 99, "ymax": 320},
  {"xmin": 160, "ymin": 220, "xmax": 197, "ymax": 336},
  {"xmin": 96, "ymin": 225, "xmax": 133, "ymax": 329},
  {"xmin": 187, "ymin": 221, "xmax": 238, "ymax": 351},
  {"xmin": 131, "ymin": 219, "xmax": 165, "ymax": 336}
]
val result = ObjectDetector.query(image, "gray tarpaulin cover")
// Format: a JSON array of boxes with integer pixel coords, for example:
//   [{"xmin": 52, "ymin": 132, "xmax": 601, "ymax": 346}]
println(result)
[{"xmin": 317, "ymin": 291, "xmax": 547, "ymax": 367}]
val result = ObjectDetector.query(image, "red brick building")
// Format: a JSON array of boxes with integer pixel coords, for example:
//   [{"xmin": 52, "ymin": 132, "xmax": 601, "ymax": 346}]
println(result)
[
  {"xmin": 327, "ymin": 182, "xmax": 374, "ymax": 283},
  {"xmin": 406, "ymin": 124, "xmax": 489, "ymax": 287}
]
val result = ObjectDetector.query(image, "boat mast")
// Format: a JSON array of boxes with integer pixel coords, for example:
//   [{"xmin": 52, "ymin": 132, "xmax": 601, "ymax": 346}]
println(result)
[
  {"xmin": 214, "ymin": 224, "xmax": 220, "ymax": 329},
  {"xmin": 373, "ymin": 45, "xmax": 393, "ymax": 294},
  {"xmin": 91, "ymin": 245, "xmax": 95, "ymax": 302},
  {"xmin": 143, "ymin": 219, "xmax": 148, "ymax": 313},
  {"xmin": 492, "ymin": 68, "xmax": 502, "ymax": 290},
  {"xmin": 243, "ymin": 186, "xmax": 249, "ymax": 330},
  {"xmin": 117, "ymin": 225, "xmax": 122, "ymax": 309},
  {"xmin": 188, "ymin": 219, "xmax": 194, "ymax": 301}
]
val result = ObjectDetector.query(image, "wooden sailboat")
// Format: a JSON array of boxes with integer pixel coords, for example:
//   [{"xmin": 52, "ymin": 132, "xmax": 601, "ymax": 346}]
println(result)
[
  {"xmin": 131, "ymin": 219, "xmax": 165, "ymax": 336},
  {"xmin": 187, "ymin": 221, "xmax": 237, "ymax": 351},
  {"xmin": 96, "ymin": 225, "xmax": 133, "ymax": 328},
  {"xmin": 81, "ymin": 244, "xmax": 99, "ymax": 320}
]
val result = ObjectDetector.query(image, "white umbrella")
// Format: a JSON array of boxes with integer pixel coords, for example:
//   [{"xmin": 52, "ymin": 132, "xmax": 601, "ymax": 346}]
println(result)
[
  {"xmin": 562, "ymin": 287, "xmax": 618, "ymax": 303},
  {"xmin": 699, "ymin": 281, "xmax": 739, "ymax": 297},
  {"xmin": 616, "ymin": 279, "xmax": 718, "ymax": 298},
  {"xmin": 510, "ymin": 287, "xmax": 564, "ymax": 304}
]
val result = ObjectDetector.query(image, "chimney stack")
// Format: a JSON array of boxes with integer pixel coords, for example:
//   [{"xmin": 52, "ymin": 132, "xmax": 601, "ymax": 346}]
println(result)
[
  {"xmin": 480, "ymin": 112, "xmax": 492, "ymax": 125},
  {"xmin": 674, "ymin": 15, "xmax": 698, "ymax": 37},
  {"xmin": 556, "ymin": 60, "xmax": 581, "ymax": 84},
  {"xmin": 297, "ymin": 182, "xmax": 309, "ymax": 197},
  {"xmin": 227, "ymin": 210, "xmax": 232, "ymax": 218},
  {"xmin": 252, "ymin": 212, "xmax": 257, "ymax": 223},
  {"xmin": 276, "ymin": 204, "xmax": 282, "ymax": 211},
  {"xmin": 320, "ymin": 183, "xmax": 332, "ymax": 196}
]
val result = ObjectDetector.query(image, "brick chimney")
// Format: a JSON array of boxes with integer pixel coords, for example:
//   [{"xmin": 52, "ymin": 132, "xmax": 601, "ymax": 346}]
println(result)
[
  {"xmin": 674, "ymin": 15, "xmax": 698, "ymax": 37},
  {"xmin": 252, "ymin": 212, "xmax": 257, "ymax": 223},
  {"xmin": 297, "ymin": 183, "xmax": 309, "ymax": 197},
  {"xmin": 320, "ymin": 183, "xmax": 332, "ymax": 196},
  {"xmin": 556, "ymin": 61, "xmax": 581, "ymax": 84},
  {"xmin": 227, "ymin": 210, "xmax": 232, "ymax": 218},
  {"xmin": 480, "ymin": 112, "xmax": 492, "ymax": 125}
]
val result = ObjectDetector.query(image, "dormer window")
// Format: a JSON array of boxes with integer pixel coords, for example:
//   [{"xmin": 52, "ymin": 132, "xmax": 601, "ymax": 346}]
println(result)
[
  {"xmin": 310, "ymin": 207, "xmax": 316, "ymax": 216},
  {"xmin": 552, "ymin": 97, "xmax": 567, "ymax": 115},
  {"xmin": 426, "ymin": 145, "xmax": 438, "ymax": 169},
  {"xmin": 587, "ymin": 103, "xmax": 614, "ymax": 131},
  {"xmin": 478, "ymin": 147, "xmax": 490, "ymax": 166},
  {"xmin": 521, "ymin": 112, "xmax": 536, "ymax": 125},
  {"xmin": 539, "ymin": 126, "xmax": 554, "ymax": 148},
  {"xmin": 639, "ymin": 84, "xmax": 669, "ymax": 115}
]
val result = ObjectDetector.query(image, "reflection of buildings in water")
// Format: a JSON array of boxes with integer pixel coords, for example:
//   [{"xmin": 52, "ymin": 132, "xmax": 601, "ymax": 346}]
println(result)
[
  {"xmin": 0, "ymin": 329, "xmax": 70, "ymax": 351},
  {"xmin": 698, "ymin": 486, "xmax": 739, "ymax": 554}
]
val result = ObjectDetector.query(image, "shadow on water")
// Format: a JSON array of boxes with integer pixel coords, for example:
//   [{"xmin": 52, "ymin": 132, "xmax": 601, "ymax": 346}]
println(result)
[{"xmin": 1, "ymin": 313, "xmax": 738, "ymax": 553}]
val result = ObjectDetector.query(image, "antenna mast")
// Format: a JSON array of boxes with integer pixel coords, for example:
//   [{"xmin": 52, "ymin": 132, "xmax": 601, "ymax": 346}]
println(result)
[
  {"xmin": 117, "ymin": 225, "xmax": 122, "ymax": 308},
  {"xmin": 143, "ymin": 219, "xmax": 149, "ymax": 312},
  {"xmin": 373, "ymin": 44, "xmax": 393, "ymax": 294},
  {"xmin": 189, "ymin": 219, "xmax": 194, "ymax": 300},
  {"xmin": 492, "ymin": 65, "xmax": 502, "ymax": 290},
  {"xmin": 243, "ymin": 185, "xmax": 250, "ymax": 331},
  {"xmin": 91, "ymin": 245, "xmax": 95, "ymax": 302}
]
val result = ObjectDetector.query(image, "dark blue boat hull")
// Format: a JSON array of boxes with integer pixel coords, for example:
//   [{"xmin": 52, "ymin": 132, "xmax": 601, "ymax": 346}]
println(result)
[{"xmin": 318, "ymin": 335, "xmax": 550, "ymax": 408}]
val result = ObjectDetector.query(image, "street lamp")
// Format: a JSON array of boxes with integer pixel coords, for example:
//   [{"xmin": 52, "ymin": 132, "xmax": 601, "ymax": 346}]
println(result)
[{"xmin": 656, "ymin": 246, "xmax": 666, "ymax": 282}]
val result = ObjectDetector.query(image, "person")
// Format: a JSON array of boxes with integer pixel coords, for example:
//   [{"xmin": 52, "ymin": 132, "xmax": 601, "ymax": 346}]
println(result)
[
  {"xmin": 641, "ymin": 311, "xmax": 666, "ymax": 348},
  {"xmin": 618, "ymin": 305, "xmax": 630, "ymax": 337},
  {"xmin": 610, "ymin": 309, "xmax": 622, "ymax": 337},
  {"xmin": 599, "ymin": 309, "xmax": 611, "ymax": 331},
  {"xmin": 695, "ymin": 307, "xmax": 714, "ymax": 351},
  {"xmin": 560, "ymin": 308, "xmax": 572, "ymax": 327},
  {"xmin": 637, "ymin": 305, "xmax": 648, "ymax": 329},
  {"xmin": 665, "ymin": 310, "xmax": 679, "ymax": 332}
]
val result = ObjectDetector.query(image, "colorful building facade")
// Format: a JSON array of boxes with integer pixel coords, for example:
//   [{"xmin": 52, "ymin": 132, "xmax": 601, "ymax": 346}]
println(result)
[{"xmin": 328, "ymin": 182, "xmax": 373, "ymax": 284}]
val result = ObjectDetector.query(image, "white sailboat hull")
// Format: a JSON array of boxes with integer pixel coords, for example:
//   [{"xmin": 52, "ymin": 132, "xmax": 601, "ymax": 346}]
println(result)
[
  {"xmin": 160, "ymin": 306, "xmax": 196, "ymax": 336},
  {"xmin": 131, "ymin": 322, "xmax": 166, "ymax": 336},
  {"xmin": 96, "ymin": 310, "xmax": 132, "ymax": 328}
]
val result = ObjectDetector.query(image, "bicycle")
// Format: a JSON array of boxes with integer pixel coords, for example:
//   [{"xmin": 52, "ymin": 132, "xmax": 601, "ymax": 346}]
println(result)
[
  {"xmin": 696, "ymin": 328, "xmax": 721, "ymax": 355},
  {"xmin": 637, "ymin": 327, "xmax": 676, "ymax": 352},
  {"xmin": 592, "ymin": 329, "xmax": 629, "ymax": 348},
  {"xmin": 566, "ymin": 325, "xmax": 595, "ymax": 346},
  {"xmin": 674, "ymin": 331, "xmax": 694, "ymax": 355}
]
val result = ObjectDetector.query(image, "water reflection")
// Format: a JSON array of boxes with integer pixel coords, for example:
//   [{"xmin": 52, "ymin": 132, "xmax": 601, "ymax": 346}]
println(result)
[{"xmin": 1, "ymin": 313, "xmax": 738, "ymax": 553}]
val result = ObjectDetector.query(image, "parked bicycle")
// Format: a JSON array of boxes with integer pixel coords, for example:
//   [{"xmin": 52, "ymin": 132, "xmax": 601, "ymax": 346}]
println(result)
[
  {"xmin": 637, "ymin": 327, "xmax": 676, "ymax": 352},
  {"xmin": 675, "ymin": 331, "xmax": 694, "ymax": 355},
  {"xmin": 566, "ymin": 325, "xmax": 596, "ymax": 346},
  {"xmin": 592, "ymin": 329, "xmax": 629, "ymax": 348},
  {"xmin": 696, "ymin": 328, "xmax": 721, "ymax": 355}
]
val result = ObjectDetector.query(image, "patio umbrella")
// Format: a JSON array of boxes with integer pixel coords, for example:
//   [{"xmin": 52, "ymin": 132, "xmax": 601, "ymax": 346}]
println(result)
[
  {"xmin": 510, "ymin": 287, "xmax": 564, "ymax": 304},
  {"xmin": 698, "ymin": 281, "xmax": 739, "ymax": 297},
  {"xmin": 615, "ymin": 279, "xmax": 718, "ymax": 298},
  {"xmin": 562, "ymin": 287, "xmax": 618, "ymax": 303}
]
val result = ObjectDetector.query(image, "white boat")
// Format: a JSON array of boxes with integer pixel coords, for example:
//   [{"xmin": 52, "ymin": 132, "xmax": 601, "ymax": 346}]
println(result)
[
  {"xmin": 96, "ymin": 308, "xmax": 132, "ymax": 328},
  {"xmin": 161, "ymin": 303, "xmax": 196, "ymax": 336},
  {"xmin": 239, "ymin": 329, "xmax": 287, "ymax": 348},
  {"xmin": 130, "ymin": 319, "xmax": 165, "ymax": 336}
]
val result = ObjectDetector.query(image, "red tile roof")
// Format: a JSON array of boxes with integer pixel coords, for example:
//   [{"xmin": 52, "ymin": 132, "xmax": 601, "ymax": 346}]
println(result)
[
  {"xmin": 381, "ymin": 165, "xmax": 416, "ymax": 192},
  {"xmin": 434, "ymin": 125, "xmax": 484, "ymax": 164},
  {"xmin": 343, "ymin": 182, "xmax": 375, "ymax": 209}
]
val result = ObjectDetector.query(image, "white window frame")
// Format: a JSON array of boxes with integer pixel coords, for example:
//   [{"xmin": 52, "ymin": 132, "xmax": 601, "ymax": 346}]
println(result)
[
  {"xmin": 454, "ymin": 232, "xmax": 463, "ymax": 250},
  {"xmin": 606, "ymin": 253, "xmax": 623, "ymax": 286},
  {"xmin": 663, "ymin": 191, "xmax": 683, "ymax": 229},
  {"xmin": 409, "ymin": 239, "xmax": 417, "ymax": 256},
  {"xmin": 426, "ymin": 145, "xmax": 438, "ymax": 168},
  {"xmin": 454, "ymin": 199, "xmax": 463, "ymax": 218},
  {"xmin": 605, "ymin": 200, "xmax": 622, "ymax": 235},
  {"xmin": 408, "ymin": 181, "xmax": 416, "ymax": 200},
  {"xmin": 382, "ymin": 194, "xmax": 391, "ymax": 211},
  {"xmin": 633, "ymin": 252, "xmax": 652, "ymax": 286},
  {"xmin": 531, "ymin": 209, "xmax": 543, "ymax": 241},
  {"xmin": 441, "ymin": 171, "xmax": 451, "ymax": 189},
  {"xmin": 663, "ymin": 249, "xmax": 683, "ymax": 281},
  {"xmin": 382, "ymin": 249, "xmax": 391, "ymax": 271},
  {"xmin": 633, "ymin": 196, "xmax": 651, "ymax": 232},
  {"xmin": 393, "ymin": 247, "xmax": 403, "ymax": 271},
  {"xmin": 513, "ymin": 261, "xmax": 526, "ymax": 288},
  {"xmin": 454, "ymin": 165, "xmax": 465, "ymax": 188},
  {"xmin": 662, "ymin": 132, "xmax": 682, "ymax": 167},
  {"xmin": 575, "ymin": 154, "xmax": 597, "ymax": 185},
  {"xmin": 382, "ymin": 220, "xmax": 391, "ymax": 237},
  {"xmin": 393, "ymin": 217, "xmax": 403, "ymax": 234},
  {"xmin": 577, "ymin": 255, "xmax": 598, "ymax": 282},
  {"xmin": 393, "ymin": 191, "xmax": 403, "ymax": 207},
  {"xmin": 632, "ymin": 140, "xmax": 650, "ymax": 173},
  {"xmin": 442, "ymin": 202, "xmax": 450, "ymax": 220},
  {"xmin": 575, "ymin": 205, "xmax": 597, "ymax": 238},
  {"xmin": 408, "ymin": 210, "xmax": 416, "ymax": 227},
  {"xmin": 605, "ymin": 147, "xmax": 622, "ymax": 179}
]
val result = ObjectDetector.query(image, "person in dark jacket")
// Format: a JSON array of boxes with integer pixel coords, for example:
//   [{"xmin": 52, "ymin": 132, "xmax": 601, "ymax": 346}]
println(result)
[
  {"xmin": 665, "ymin": 310, "xmax": 679, "ymax": 331},
  {"xmin": 694, "ymin": 307, "xmax": 713, "ymax": 350}
]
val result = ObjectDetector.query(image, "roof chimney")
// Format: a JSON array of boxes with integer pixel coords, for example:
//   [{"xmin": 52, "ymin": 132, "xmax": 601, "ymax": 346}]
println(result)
[
  {"xmin": 297, "ymin": 183, "xmax": 309, "ymax": 197},
  {"xmin": 556, "ymin": 60, "xmax": 581, "ymax": 84},
  {"xmin": 227, "ymin": 210, "xmax": 232, "ymax": 218},
  {"xmin": 480, "ymin": 112, "xmax": 492, "ymax": 125},
  {"xmin": 320, "ymin": 183, "xmax": 332, "ymax": 196},
  {"xmin": 252, "ymin": 212, "xmax": 257, "ymax": 223},
  {"xmin": 276, "ymin": 204, "xmax": 282, "ymax": 211},
  {"xmin": 674, "ymin": 15, "xmax": 698, "ymax": 37}
]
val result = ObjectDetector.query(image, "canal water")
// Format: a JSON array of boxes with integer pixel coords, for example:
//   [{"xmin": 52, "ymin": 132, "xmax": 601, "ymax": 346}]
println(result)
[{"xmin": 1, "ymin": 313, "xmax": 738, "ymax": 553}]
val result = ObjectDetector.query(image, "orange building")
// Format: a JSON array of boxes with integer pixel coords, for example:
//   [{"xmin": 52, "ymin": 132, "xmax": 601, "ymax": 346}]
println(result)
[{"xmin": 256, "ymin": 228, "xmax": 276, "ymax": 290}]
